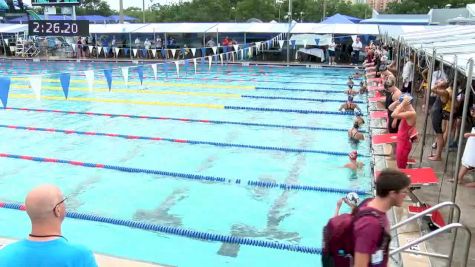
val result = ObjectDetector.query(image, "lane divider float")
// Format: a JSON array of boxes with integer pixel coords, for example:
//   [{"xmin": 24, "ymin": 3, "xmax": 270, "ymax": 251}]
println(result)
[
  {"xmin": 0, "ymin": 202, "xmax": 322, "ymax": 255},
  {"xmin": 0, "ymin": 153, "xmax": 368, "ymax": 195}
]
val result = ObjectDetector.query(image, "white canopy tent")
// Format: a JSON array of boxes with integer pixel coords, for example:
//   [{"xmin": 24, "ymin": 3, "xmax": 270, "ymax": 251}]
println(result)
[
  {"xmin": 291, "ymin": 23, "xmax": 379, "ymax": 35},
  {"xmin": 0, "ymin": 24, "xmax": 28, "ymax": 34}
]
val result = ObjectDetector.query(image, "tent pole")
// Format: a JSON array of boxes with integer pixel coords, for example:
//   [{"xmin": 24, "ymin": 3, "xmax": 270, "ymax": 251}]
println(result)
[
  {"xmin": 410, "ymin": 49, "xmax": 416, "ymax": 98},
  {"xmin": 395, "ymin": 37, "xmax": 401, "ymax": 86},
  {"xmin": 449, "ymin": 58, "xmax": 473, "ymax": 231},
  {"xmin": 129, "ymin": 33, "xmax": 132, "ymax": 60},
  {"xmin": 286, "ymin": 0, "xmax": 292, "ymax": 65},
  {"xmin": 443, "ymin": 56, "xmax": 458, "ymax": 174},
  {"xmin": 418, "ymin": 48, "xmax": 437, "ymax": 167}
]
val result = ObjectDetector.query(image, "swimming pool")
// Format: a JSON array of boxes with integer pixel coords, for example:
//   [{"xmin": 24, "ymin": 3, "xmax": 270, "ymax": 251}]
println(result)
[{"xmin": 0, "ymin": 59, "xmax": 371, "ymax": 266}]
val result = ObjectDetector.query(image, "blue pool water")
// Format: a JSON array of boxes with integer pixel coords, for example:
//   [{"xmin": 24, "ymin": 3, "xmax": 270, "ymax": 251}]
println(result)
[{"xmin": 0, "ymin": 59, "xmax": 371, "ymax": 266}]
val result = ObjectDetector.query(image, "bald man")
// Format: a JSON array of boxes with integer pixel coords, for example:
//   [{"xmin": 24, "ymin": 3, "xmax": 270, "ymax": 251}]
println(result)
[{"xmin": 0, "ymin": 185, "xmax": 97, "ymax": 267}]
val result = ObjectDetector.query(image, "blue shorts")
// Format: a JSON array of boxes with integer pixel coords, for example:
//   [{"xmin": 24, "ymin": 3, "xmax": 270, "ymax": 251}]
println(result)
[{"xmin": 329, "ymin": 50, "xmax": 335, "ymax": 57}]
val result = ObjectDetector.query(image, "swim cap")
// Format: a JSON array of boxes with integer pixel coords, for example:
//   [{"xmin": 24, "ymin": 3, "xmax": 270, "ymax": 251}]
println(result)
[
  {"xmin": 346, "ymin": 192, "xmax": 360, "ymax": 206},
  {"xmin": 348, "ymin": 150, "xmax": 358, "ymax": 160},
  {"xmin": 399, "ymin": 93, "xmax": 413, "ymax": 104}
]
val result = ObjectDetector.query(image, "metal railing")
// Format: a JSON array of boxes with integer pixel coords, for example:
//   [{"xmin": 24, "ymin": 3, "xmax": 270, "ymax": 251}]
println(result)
[{"xmin": 389, "ymin": 202, "xmax": 472, "ymax": 267}]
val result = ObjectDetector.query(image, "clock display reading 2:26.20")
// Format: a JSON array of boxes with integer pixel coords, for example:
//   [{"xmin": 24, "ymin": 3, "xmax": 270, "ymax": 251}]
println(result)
[{"xmin": 28, "ymin": 20, "xmax": 89, "ymax": 36}]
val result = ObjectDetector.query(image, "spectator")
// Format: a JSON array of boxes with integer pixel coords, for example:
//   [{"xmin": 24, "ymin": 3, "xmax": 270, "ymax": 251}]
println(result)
[
  {"xmin": 134, "ymin": 37, "xmax": 141, "ymax": 48},
  {"xmin": 353, "ymin": 169, "xmax": 410, "ymax": 267},
  {"xmin": 386, "ymin": 78, "xmax": 402, "ymax": 133},
  {"xmin": 328, "ymin": 39, "xmax": 336, "ymax": 65},
  {"xmin": 392, "ymin": 94, "xmax": 418, "ymax": 169},
  {"xmin": 429, "ymin": 79, "xmax": 450, "ymax": 161},
  {"xmin": 0, "ymin": 185, "xmax": 97, "ymax": 267},
  {"xmin": 351, "ymin": 37, "xmax": 362, "ymax": 65},
  {"xmin": 456, "ymin": 105, "xmax": 475, "ymax": 186},
  {"xmin": 156, "ymin": 36, "xmax": 162, "ymax": 49},
  {"xmin": 402, "ymin": 55, "xmax": 414, "ymax": 93}
]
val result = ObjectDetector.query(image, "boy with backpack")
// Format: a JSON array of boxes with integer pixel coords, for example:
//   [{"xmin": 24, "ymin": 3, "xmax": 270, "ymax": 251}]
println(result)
[{"xmin": 322, "ymin": 168, "xmax": 411, "ymax": 267}]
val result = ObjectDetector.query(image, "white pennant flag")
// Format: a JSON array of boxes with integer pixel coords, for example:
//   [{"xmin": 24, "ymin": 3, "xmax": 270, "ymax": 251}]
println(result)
[
  {"xmin": 192, "ymin": 58, "xmax": 197, "ymax": 74},
  {"xmin": 151, "ymin": 64, "xmax": 158, "ymax": 80},
  {"xmin": 233, "ymin": 44, "xmax": 239, "ymax": 51},
  {"xmin": 279, "ymin": 40, "xmax": 285, "ymax": 49},
  {"xmin": 208, "ymin": 56, "xmax": 212, "ymax": 70},
  {"xmin": 303, "ymin": 40, "xmax": 308, "ymax": 49},
  {"xmin": 114, "ymin": 47, "xmax": 120, "ymax": 56},
  {"xmin": 219, "ymin": 54, "xmax": 224, "ymax": 65},
  {"xmin": 212, "ymin": 46, "xmax": 217, "ymax": 55},
  {"xmin": 133, "ymin": 49, "xmax": 138, "ymax": 57},
  {"xmin": 171, "ymin": 49, "xmax": 176, "ymax": 58},
  {"xmin": 9, "ymin": 46, "xmax": 15, "ymax": 53},
  {"xmin": 151, "ymin": 49, "xmax": 157, "ymax": 58},
  {"xmin": 248, "ymin": 47, "xmax": 253, "ymax": 57},
  {"xmin": 4, "ymin": 39, "xmax": 8, "ymax": 44},
  {"xmin": 255, "ymin": 42, "xmax": 262, "ymax": 50},
  {"xmin": 191, "ymin": 48, "xmax": 196, "ymax": 56},
  {"xmin": 174, "ymin": 61, "xmax": 180, "ymax": 77},
  {"xmin": 88, "ymin": 45, "xmax": 93, "ymax": 53},
  {"xmin": 71, "ymin": 44, "xmax": 76, "ymax": 52},
  {"xmin": 29, "ymin": 76, "xmax": 42, "ymax": 100},
  {"xmin": 84, "ymin": 70, "xmax": 94, "ymax": 92},
  {"xmin": 98, "ymin": 46, "xmax": 103, "ymax": 55},
  {"xmin": 121, "ymin": 67, "xmax": 129, "ymax": 87}
]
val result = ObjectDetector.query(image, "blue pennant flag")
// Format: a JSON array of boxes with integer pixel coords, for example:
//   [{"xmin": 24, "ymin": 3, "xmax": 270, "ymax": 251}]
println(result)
[
  {"xmin": 161, "ymin": 49, "xmax": 167, "ymax": 58},
  {"xmin": 103, "ymin": 69, "xmax": 113, "ymax": 91},
  {"xmin": 59, "ymin": 73, "xmax": 71, "ymax": 99},
  {"xmin": 201, "ymin": 47, "xmax": 206, "ymax": 57},
  {"xmin": 104, "ymin": 47, "xmax": 109, "ymax": 55},
  {"xmin": 137, "ymin": 65, "xmax": 144, "ymax": 85},
  {"xmin": 180, "ymin": 48, "xmax": 185, "ymax": 56},
  {"xmin": 124, "ymin": 48, "xmax": 129, "ymax": 55},
  {"xmin": 223, "ymin": 46, "xmax": 228, "ymax": 53},
  {"xmin": 291, "ymin": 40, "xmax": 296, "ymax": 49},
  {"xmin": 0, "ymin": 77, "xmax": 11, "ymax": 109},
  {"xmin": 315, "ymin": 39, "xmax": 320, "ymax": 46}
]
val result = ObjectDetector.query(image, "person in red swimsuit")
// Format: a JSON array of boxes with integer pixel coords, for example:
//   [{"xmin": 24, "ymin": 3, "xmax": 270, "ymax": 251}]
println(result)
[{"xmin": 391, "ymin": 94, "xmax": 417, "ymax": 169}]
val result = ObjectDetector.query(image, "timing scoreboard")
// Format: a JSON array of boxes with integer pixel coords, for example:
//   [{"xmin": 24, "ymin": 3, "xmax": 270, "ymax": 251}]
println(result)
[
  {"xmin": 28, "ymin": 20, "xmax": 89, "ymax": 36},
  {"xmin": 31, "ymin": 0, "xmax": 82, "ymax": 6}
]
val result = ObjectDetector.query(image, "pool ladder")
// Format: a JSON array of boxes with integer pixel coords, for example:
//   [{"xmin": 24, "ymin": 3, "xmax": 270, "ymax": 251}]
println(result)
[{"xmin": 389, "ymin": 201, "xmax": 471, "ymax": 267}]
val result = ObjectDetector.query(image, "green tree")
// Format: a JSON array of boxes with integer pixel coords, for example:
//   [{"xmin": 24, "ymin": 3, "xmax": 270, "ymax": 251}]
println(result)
[
  {"xmin": 235, "ymin": 0, "xmax": 276, "ymax": 22},
  {"xmin": 387, "ymin": 0, "xmax": 473, "ymax": 14},
  {"xmin": 76, "ymin": 0, "xmax": 115, "ymax": 16}
]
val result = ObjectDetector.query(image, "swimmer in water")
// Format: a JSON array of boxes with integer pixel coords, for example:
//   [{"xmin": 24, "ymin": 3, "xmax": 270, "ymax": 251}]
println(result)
[{"xmin": 344, "ymin": 150, "xmax": 364, "ymax": 170}]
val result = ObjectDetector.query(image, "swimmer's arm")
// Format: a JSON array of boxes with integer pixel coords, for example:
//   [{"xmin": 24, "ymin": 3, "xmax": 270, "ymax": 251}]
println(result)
[
  {"xmin": 355, "ymin": 105, "xmax": 362, "ymax": 112},
  {"xmin": 334, "ymin": 198, "xmax": 344, "ymax": 217},
  {"xmin": 464, "ymin": 133, "xmax": 475, "ymax": 138},
  {"xmin": 392, "ymin": 109, "xmax": 416, "ymax": 120},
  {"xmin": 388, "ymin": 100, "xmax": 399, "ymax": 111}
]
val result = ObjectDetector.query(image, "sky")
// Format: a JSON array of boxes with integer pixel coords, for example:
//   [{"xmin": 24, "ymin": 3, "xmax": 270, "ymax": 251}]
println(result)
[{"xmin": 22, "ymin": 0, "xmax": 184, "ymax": 11}]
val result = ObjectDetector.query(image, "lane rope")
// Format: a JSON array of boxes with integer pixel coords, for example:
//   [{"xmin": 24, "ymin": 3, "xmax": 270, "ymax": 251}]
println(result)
[
  {"xmin": 0, "ymin": 124, "xmax": 363, "ymax": 156},
  {"xmin": 0, "ymin": 153, "xmax": 368, "ymax": 195},
  {"xmin": 6, "ymin": 107, "xmax": 362, "ymax": 132},
  {"xmin": 0, "ymin": 202, "xmax": 323, "ymax": 255}
]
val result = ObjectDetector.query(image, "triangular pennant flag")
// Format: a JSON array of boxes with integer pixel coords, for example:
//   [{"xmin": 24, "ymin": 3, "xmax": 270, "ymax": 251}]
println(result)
[
  {"xmin": 191, "ymin": 48, "xmax": 196, "ymax": 56},
  {"xmin": 303, "ymin": 40, "xmax": 308, "ymax": 49},
  {"xmin": 200, "ymin": 47, "xmax": 206, "ymax": 57},
  {"xmin": 121, "ymin": 67, "xmax": 129, "ymax": 86},
  {"xmin": 98, "ymin": 46, "xmax": 103, "ymax": 55},
  {"xmin": 192, "ymin": 58, "xmax": 197, "ymax": 74},
  {"xmin": 208, "ymin": 56, "xmax": 212, "ymax": 70},
  {"xmin": 29, "ymin": 76, "xmax": 42, "ymax": 99},
  {"xmin": 133, "ymin": 49, "xmax": 138, "ymax": 57},
  {"xmin": 103, "ymin": 47, "xmax": 109, "ymax": 56},
  {"xmin": 114, "ymin": 47, "xmax": 120, "ymax": 56},
  {"xmin": 171, "ymin": 49, "xmax": 176, "ymax": 58},
  {"xmin": 4, "ymin": 39, "xmax": 8, "ymax": 44},
  {"xmin": 315, "ymin": 39, "xmax": 320, "ymax": 46},
  {"xmin": 124, "ymin": 48, "xmax": 129, "ymax": 55},
  {"xmin": 212, "ymin": 46, "xmax": 217, "ymax": 55},
  {"xmin": 59, "ymin": 73, "xmax": 71, "ymax": 99},
  {"xmin": 223, "ymin": 46, "xmax": 228, "ymax": 53},
  {"xmin": 291, "ymin": 40, "xmax": 296, "ymax": 49},
  {"xmin": 233, "ymin": 44, "xmax": 239, "ymax": 51},
  {"xmin": 219, "ymin": 54, "xmax": 224, "ymax": 65},
  {"xmin": 103, "ymin": 69, "xmax": 112, "ymax": 91},
  {"xmin": 0, "ymin": 77, "xmax": 10, "ymax": 109},
  {"xmin": 180, "ymin": 48, "xmax": 185, "ymax": 57},
  {"xmin": 151, "ymin": 64, "xmax": 158, "ymax": 80},
  {"xmin": 71, "ymin": 44, "xmax": 76, "ymax": 52},
  {"xmin": 255, "ymin": 42, "xmax": 262, "ymax": 50},
  {"xmin": 84, "ymin": 70, "xmax": 94, "ymax": 92},
  {"xmin": 88, "ymin": 45, "xmax": 93, "ymax": 53},
  {"xmin": 279, "ymin": 40, "xmax": 284, "ymax": 49},
  {"xmin": 174, "ymin": 61, "xmax": 180, "ymax": 77},
  {"xmin": 142, "ymin": 49, "xmax": 148, "ymax": 58},
  {"xmin": 137, "ymin": 65, "xmax": 144, "ymax": 85},
  {"xmin": 151, "ymin": 49, "xmax": 157, "ymax": 58},
  {"xmin": 161, "ymin": 49, "xmax": 167, "ymax": 58}
]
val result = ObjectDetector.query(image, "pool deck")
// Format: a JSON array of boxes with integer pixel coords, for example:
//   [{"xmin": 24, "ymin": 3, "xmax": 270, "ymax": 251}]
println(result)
[{"xmin": 0, "ymin": 237, "xmax": 169, "ymax": 267}]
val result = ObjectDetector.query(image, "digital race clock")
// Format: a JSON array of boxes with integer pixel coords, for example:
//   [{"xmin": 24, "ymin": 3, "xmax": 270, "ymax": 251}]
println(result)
[{"xmin": 28, "ymin": 20, "xmax": 89, "ymax": 36}]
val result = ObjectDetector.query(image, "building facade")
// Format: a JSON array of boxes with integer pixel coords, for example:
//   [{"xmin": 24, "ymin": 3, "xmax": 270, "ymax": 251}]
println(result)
[{"xmin": 366, "ymin": 0, "xmax": 400, "ymax": 12}]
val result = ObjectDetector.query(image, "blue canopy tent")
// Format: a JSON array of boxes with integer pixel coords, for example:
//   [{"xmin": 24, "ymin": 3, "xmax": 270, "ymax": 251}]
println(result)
[{"xmin": 321, "ymin": 13, "xmax": 361, "ymax": 24}]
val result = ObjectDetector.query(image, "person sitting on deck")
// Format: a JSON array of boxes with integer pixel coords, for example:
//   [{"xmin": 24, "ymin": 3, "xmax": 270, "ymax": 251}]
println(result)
[
  {"xmin": 340, "ymin": 96, "xmax": 361, "ymax": 112},
  {"xmin": 344, "ymin": 150, "xmax": 364, "ymax": 171},
  {"xmin": 0, "ymin": 185, "xmax": 97, "ymax": 267}
]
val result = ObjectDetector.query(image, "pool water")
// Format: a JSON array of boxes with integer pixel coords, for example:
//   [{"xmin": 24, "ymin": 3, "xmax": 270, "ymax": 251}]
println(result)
[{"xmin": 0, "ymin": 59, "xmax": 371, "ymax": 266}]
